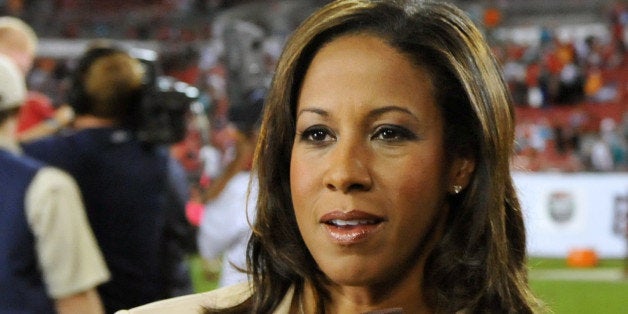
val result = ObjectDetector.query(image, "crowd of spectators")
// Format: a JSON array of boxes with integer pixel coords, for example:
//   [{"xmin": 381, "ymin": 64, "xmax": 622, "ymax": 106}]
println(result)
[
  {"xmin": 503, "ymin": 3, "xmax": 628, "ymax": 172},
  {"xmin": 3, "ymin": 1, "xmax": 229, "ymax": 40},
  {"xmin": 4, "ymin": 0, "xmax": 628, "ymax": 173}
]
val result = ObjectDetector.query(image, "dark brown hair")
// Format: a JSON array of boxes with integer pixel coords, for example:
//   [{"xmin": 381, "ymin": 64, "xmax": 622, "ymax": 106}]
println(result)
[{"xmin": 208, "ymin": 0, "xmax": 539, "ymax": 312}]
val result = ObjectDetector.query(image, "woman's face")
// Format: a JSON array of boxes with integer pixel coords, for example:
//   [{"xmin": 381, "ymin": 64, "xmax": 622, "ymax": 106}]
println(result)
[{"xmin": 291, "ymin": 34, "xmax": 465, "ymax": 289}]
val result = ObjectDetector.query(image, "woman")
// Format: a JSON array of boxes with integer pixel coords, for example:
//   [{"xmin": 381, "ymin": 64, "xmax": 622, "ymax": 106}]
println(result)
[{"xmin": 117, "ymin": 0, "xmax": 540, "ymax": 313}]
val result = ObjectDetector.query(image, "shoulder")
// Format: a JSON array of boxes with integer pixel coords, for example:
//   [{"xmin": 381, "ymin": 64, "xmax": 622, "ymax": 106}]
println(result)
[
  {"xmin": 0, "ymin": 150, "xmax": 43, "ymax": 172},
  {"xmin": 25, "ymin": 166, "xmax": 82, "ymax": 220},
  {"xmin": 114, "ymin": 282, "xmax": 252, "ymax": 314},
  {"xmin": 29, "ymin": 166, "xmax": 78, "ymax": 193},
  {"xmin": 26, "ymin": 91, "xmax": 53, "ymax": 103},
  {"xmin": 22, "ymin": 130, "xmax": 92, "ymax": 164},
  {"xmin": 21, "ymin": 134, "xmax": 66, "ymax": 156},
  {"xmin": 24, "ymin": 91, "xmax": 53, "ymax": 109},
  {"xmin": 227, "ymin": 171, "xmax": 255, "ymax": 193}
]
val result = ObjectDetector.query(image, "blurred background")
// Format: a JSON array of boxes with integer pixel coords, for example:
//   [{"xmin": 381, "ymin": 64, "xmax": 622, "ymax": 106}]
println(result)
[{"xmin": 2, "ymin": 0, "xmax": 628, "ymax": 312}]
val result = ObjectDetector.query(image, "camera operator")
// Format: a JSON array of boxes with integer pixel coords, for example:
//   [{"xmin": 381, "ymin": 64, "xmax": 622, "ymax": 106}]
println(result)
[{"xmin": 22, "ymin": 42, "xmax": 193, "ymax": 313}]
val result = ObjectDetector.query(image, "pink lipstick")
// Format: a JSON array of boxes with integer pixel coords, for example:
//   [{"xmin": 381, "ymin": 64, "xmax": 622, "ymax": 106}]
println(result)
[{"xmin": 320, "ymin": 210, "xmax": 384, "ymax": 245}]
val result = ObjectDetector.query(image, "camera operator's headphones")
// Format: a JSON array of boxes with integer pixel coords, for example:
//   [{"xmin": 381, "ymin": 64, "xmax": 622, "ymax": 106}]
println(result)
[{"xmin": 67, "ymin": 44, "xmax": 144, "ymax": 117}]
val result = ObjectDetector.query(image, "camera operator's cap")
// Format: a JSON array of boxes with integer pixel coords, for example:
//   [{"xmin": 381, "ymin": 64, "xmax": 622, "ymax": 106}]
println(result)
[{"xmin": 0, "ymin": 53, "xmax": 26, "ymax": 111}]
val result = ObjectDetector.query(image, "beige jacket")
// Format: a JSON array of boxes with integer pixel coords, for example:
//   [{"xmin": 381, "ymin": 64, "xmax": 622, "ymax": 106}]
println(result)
[{"xmin": 114, "ymin": 282, "xmax": 293, "ymax": 314}]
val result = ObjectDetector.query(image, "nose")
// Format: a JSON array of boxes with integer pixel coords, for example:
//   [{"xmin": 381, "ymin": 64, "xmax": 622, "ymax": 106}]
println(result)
[{"xmin": 323, "ymin": 138, "xmax": 372, "ymax": 193}]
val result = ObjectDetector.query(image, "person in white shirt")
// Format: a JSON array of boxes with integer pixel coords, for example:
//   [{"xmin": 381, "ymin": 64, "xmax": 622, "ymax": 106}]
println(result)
[{"xmin": 197, "ymin": 90, "xmax": 263, "ymax": 288}]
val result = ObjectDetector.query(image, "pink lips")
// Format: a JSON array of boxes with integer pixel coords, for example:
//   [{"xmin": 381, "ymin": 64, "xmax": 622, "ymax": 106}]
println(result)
[{"xmin": 320, "ymin": 210, "xmax": 384, "ymax": 245}]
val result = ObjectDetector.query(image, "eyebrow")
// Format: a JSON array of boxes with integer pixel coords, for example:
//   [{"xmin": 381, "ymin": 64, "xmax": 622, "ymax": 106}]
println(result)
[
  {"xmin": 368, "ymin": 105, "xmax": 417, "ymax": 121},
  {"xmin": 296, "ymin": 107, "xmax": 328, "ymax": 119},
  {"xmin": 296, "ymin": 105, "xmax": 417, "ymax": 121}
]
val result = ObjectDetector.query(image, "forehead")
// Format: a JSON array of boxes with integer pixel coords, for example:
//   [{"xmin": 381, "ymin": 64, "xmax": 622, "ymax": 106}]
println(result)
[{"xmin": 298, "ymin": 34, "xmax": 436, "ymax": 115}]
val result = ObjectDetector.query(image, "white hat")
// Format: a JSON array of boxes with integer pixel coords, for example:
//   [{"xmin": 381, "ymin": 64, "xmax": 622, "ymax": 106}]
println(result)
[{"xmin": 0, "ymin": 53, "xmax": 26, "ymax": 112}]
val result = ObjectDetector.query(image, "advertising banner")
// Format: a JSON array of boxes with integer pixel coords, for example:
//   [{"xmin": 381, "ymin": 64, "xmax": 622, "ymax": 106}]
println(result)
[{"xmin": 514, "ymin": 172, "xmax": 628, "ymax": 258}]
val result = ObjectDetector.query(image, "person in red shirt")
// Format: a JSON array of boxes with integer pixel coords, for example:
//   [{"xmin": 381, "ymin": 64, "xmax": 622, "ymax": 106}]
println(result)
[{"xmin": 0, "ymin": 16, "xmax": 74, "ymax": 142}]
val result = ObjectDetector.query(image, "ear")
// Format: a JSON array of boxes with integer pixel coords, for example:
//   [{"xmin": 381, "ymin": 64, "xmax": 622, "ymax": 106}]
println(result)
[{"xmin": 448, "ymin": 156, "xmax": 475, "ymax": 195}]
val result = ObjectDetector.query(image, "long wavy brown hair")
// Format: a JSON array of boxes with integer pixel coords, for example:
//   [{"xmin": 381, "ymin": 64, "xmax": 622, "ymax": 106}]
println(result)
[{"xmin": 207, "ymin": 0, "xmax": 540, "ymax": 313}]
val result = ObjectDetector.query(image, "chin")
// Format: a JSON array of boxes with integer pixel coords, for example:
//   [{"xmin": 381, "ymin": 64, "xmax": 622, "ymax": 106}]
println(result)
[{"xmin": 322, "ymin": 260, "xmax": 391, "ymax": 287}]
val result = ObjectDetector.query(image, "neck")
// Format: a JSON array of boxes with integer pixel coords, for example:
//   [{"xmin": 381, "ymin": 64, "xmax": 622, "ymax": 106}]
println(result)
[
  {"xmin": 301, "ymin": 276, "xmax": 433, "ymax": 314},
  {"xmin": 73, "ymin": 115, "xmax": 117, "ymax": 129},
  {"xmin": 0, "ymin": 118, "xmax": 20, "ymax": 153}
]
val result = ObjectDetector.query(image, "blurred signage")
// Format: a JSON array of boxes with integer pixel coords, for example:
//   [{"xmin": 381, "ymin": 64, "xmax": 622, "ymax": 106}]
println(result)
[
  {"xmin": 613, "ymin": 194, "xmax": 628, "ymax": 238},
  {"xmin": 514, "ymin": 172, "xmax": 628, "ymax": 258}
]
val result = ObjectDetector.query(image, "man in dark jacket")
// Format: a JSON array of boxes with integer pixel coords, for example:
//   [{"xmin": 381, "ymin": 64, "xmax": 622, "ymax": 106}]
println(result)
[{"xmin": 22, "ymin": 43, "xmax": 192, "ymax": 313}]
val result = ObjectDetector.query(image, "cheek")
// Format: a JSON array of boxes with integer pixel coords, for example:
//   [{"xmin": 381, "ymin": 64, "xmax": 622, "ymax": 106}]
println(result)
[
  {"xmin": 389, "ymin": 167, "xmax": 448, "ymax": 247},
  {"xmin": 290, "ymin": 153, "xmax": 320, "ymax": 239},
  {"xmin": 381, "ymin": 152, "xmax": 447, "ymax": 193},
  {"xmin": 289, "ymin": 151, "xmax": 314, "ymax": 209},
  {"xmin": 388, "ymin": 170, "xmax": 441, "ymax": 209},
  {"xmin": 379, "ymin": 153, "xmax": 449, "ymax": 216}
]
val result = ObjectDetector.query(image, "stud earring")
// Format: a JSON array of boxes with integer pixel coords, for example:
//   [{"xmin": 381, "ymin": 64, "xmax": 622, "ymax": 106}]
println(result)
[{"xmin": 452, "ymin": 185, "xmax": 462, "ymax": 194}]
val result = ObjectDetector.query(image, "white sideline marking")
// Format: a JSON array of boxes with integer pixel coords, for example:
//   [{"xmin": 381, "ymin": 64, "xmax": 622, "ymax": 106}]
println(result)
[{"xmin": 529, "ymin": 268, "xmax": 627, "ymax": 281}]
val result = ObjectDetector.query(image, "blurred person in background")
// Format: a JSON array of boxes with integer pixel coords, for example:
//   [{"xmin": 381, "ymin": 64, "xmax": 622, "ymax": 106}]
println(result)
[
  {"xmin": 602, "ymin": 117, "xmax": 627, "ymax": 170},
  {"xmin": 197, "ymin": 89, "xmax": 264, "ymax": 288},
  {"xmin": 0, "ymin": 53, "xmax": 109, "ymax": 314},
  {"xmin": 117, "ymin": 0, "xmax": 540, "ymax": 313},
  {"xmin": 0, "ymin": 16, "xmax": 74, "ymax": 142},
  {"xmin": 21, "ymin": 42, "xmax": 192, "ymax": 313}
]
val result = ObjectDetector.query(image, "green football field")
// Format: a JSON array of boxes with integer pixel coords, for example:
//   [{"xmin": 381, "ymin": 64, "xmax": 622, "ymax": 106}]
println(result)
[
  {"xmin": 528, "ymin": 258, "xmax": 628, "ymax": 314},
  {"xmin": 188, "ymin": 256, "xmax": 628, "ymax": 314}
]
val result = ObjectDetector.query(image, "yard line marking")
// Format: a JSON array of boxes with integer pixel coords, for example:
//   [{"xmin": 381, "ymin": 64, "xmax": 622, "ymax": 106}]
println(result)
[{"xmin": 529, "ymin": 268, "xmax": 627, "ymax": 282}]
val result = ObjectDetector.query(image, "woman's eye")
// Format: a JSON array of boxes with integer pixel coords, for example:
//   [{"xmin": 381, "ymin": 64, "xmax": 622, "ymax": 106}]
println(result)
[
  {"xmin": 300, "ymin": 126, "xmax": 334, "ymax": 143},
  {"xmin": 372, "ymin": 125, "xmax": 416, "ymax": 142}
]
